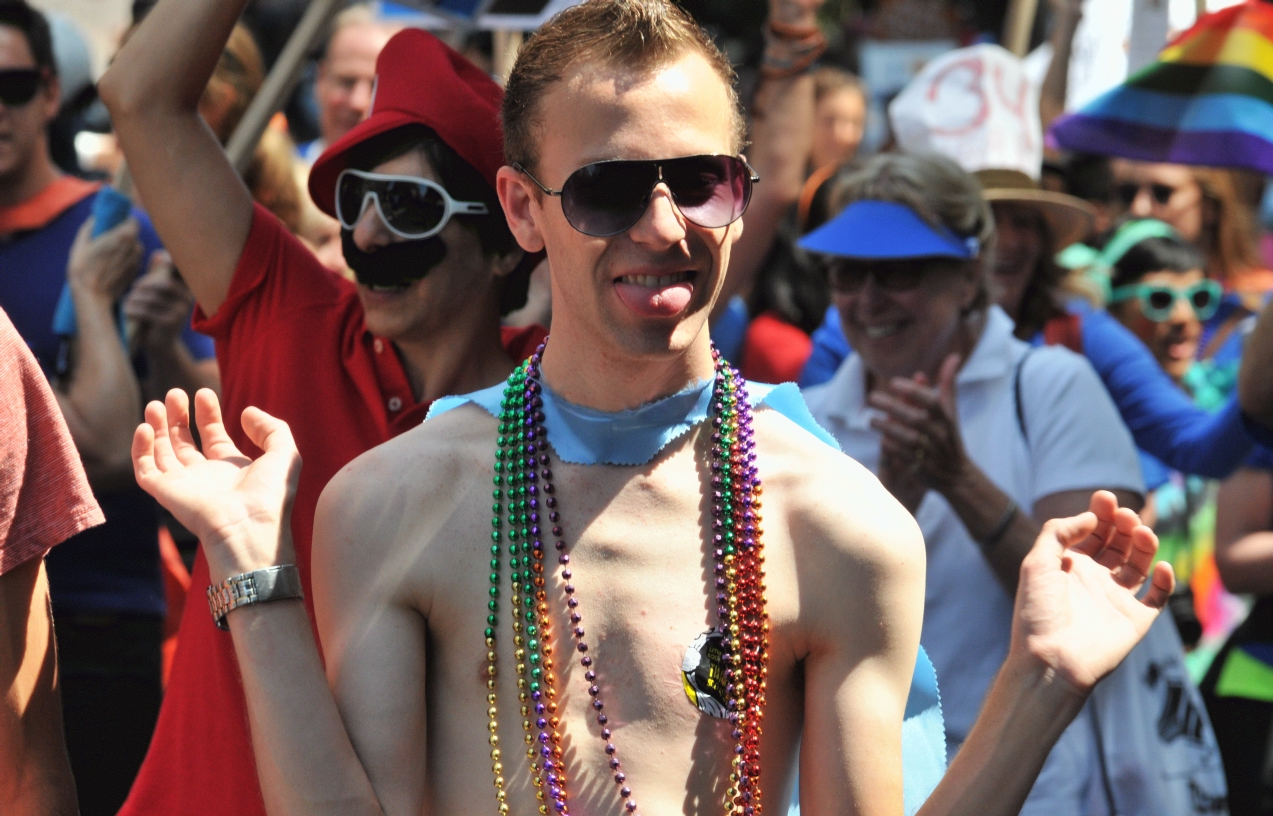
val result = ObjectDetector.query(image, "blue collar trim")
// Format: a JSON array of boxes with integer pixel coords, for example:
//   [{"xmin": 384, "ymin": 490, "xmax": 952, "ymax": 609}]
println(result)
[{"xmin": 427, "ymin": 374, "xmax": 838, "ymax": 465}]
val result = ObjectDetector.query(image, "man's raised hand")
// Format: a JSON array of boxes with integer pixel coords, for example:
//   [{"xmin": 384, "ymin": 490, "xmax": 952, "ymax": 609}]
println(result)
[
  {"xmin": 132, "ymin": 389, "xmax": 301, "ymax": 582},
  {"xmin": 1011, "ymin": 490, "xmax": 1174, "ymax": 694}
]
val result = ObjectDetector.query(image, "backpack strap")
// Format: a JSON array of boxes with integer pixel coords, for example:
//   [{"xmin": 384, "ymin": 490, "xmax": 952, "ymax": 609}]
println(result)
[{"xmin": 1013, "ymin": 348, "xmax": 1036, "ymax": 442}]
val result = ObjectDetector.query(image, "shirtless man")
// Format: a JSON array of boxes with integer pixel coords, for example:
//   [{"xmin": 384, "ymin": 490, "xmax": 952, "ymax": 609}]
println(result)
[{"xmin": 130, "ymin": 2, "xmax": 1174, "ymax": 814}]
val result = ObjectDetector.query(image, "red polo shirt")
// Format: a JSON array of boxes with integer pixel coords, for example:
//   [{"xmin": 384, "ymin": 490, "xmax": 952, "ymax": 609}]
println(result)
[{"xmin": 120, "ymin": 204, "xmax": 544, "ymax": 815}]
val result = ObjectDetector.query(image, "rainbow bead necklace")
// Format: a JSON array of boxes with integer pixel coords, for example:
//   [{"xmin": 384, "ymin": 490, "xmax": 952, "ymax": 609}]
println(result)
[{"xmin": 485, "ymin": 342, "xmax": 769, "ymax": 816}]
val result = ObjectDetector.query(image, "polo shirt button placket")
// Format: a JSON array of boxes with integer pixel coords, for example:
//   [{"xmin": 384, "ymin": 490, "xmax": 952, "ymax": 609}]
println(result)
[{"xmin": 387, "ymin": 396, "xmax": 403, "ymax": 412}]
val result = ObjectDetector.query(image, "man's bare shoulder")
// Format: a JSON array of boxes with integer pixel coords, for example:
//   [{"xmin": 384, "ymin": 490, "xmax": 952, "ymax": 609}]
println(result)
[
  {"xmin": 313, "ymin": 404, "xmax": 498, "ymax": 574},
  {"xmin": 751, "ymin": 407, "xmax": 924, "ymax": 628},
  {"xmin": 753, "ymin": 407, "xmax": 921, "ymax": 557}
]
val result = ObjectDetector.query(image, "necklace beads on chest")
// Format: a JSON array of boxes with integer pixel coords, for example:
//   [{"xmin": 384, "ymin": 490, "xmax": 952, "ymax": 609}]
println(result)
[{"xmin": 486, "ymin": 342, "xmax": 769, "ymax": 816}]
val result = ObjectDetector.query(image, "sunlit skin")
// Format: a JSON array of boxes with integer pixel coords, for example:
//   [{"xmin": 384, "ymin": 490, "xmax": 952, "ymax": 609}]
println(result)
[
  {"xmin": 1110, "ymin": 160, "xmax": 1204, "ymax": 244},
  {"xmin": 0, "ymin": 25, "xmax": 60, "ymax": 208},
  {"xmin": 811, "ymin": 86, "xmax": 865, "ymax": 172},
  {"xmin": 834, "ymin": 261, "xmax": 983, "ymax": 386},
  {"xmin": 1109, "ymin": 268, "xmax": 1206, "ymax": 383},
  {"xmin": 989, "ymin": 202, "xmax": 1043, "ymax": 323},
  {"xmin": 316, "ymin": 23, "xmax": 393, "ymax": 146}
]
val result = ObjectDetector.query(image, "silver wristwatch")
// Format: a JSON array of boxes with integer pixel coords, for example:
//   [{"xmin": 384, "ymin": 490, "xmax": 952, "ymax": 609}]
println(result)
[{"xmin": 207, "ymin": 565, "xmax": 304, "ymax": 630}]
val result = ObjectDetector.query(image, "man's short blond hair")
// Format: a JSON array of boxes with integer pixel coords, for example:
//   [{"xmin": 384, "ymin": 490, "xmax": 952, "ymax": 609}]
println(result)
[{"xmin": 502, "ymin": 0, "xmax": 745, "ymax": 172}]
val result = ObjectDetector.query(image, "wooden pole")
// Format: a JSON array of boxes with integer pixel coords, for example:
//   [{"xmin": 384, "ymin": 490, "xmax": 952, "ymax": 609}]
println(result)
[
  {"xmin": 225, "ymin": 0, "xmax": 344, "ymax": 174},
  {"xmin": 493, "ymin": 29, "xmax": 523, "ymax": 84},
  {"xmin": 1002, "ymin": 0, "xmax": 1042, "ymax": 57}
]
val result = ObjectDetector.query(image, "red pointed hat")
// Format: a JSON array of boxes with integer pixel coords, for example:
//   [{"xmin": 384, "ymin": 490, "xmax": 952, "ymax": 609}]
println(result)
[{"xmin": 308, "ymin": 28, "xmax": 505, "ymax": 218}]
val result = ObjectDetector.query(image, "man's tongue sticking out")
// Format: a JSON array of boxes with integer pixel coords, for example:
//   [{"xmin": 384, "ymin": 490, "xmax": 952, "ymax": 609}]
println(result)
[{"xmin": 615, "ymin": 272, "xmax": 695, "ymax": 318}]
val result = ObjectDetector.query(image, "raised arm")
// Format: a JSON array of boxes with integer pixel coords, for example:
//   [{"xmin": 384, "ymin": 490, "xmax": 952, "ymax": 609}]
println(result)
[
  {"xmin": 919, "ymin": 494, "xmax": 1173, "ymax": 816},
  {"xmin": 98, "ymin": 0, "xmax": 255, "ymax": 316},
  {"xmin": 715, "ymin": 0, "xmax": 820, "ymax": 318},
  {"xmin": 1240, "ymin": 299, "xmax": 1273, "ymax": 433},
  {"xmin": 1214, "ymin": 466, "xmax": 1273, "ymax": 595},
  {"xmin": 1083, "ymin": 307, "xmax": 1255, "ymax": 477},
  {"xmin": 55, "ymin": 218, "xmax": 145, "ymax": 491},
  {"xmin": 131, "ymin": 390, "xmax": 426, "ymax": 815}
]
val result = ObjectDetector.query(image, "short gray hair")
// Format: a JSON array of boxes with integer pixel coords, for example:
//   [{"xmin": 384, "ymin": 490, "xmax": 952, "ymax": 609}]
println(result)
[{"xmin": 832, "ymin": 152, "xmax": 995, "ymax": 251}]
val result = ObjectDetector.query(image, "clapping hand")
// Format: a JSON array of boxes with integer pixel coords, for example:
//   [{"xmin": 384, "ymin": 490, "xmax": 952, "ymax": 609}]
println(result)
[
  {"xmin": 1012, "ymin": 491, "xmax": 1174, "ymax": 693},
  {"xmin": 132, "ymin": 389, "xmax": 301, "ymax": 583},
  {"xmin": 868, "ymin": 354, "xmax": 966, "ymax": 495},
  {"xmin": 67, "ymin": 216, "xmax": 143, "ymax": 303}
]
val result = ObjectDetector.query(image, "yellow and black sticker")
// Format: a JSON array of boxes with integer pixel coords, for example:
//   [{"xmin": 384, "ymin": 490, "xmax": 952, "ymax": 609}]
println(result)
[{"xmin": 682, "ymin": 628, "xmax": 728, "ymax": 719}]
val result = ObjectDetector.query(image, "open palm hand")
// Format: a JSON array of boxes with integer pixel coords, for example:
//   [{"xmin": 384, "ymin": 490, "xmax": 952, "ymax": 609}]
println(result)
[
  {"xmin": 132, "ymin": 389, "xmax": 301, "ymax": 582},
  {"xmin": 1012, "ymin": 491, "xmax": 1175, "ymax": 693}
]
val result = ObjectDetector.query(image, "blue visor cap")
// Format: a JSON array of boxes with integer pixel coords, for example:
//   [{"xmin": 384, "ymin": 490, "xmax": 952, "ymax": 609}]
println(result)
[{"xmin": 799, "ymin": 200, "xmax": 980, "ymax": 260}]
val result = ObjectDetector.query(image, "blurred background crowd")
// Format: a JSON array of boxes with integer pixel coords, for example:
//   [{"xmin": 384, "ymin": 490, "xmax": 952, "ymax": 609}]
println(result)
[{"xmin": 5, "ymin": 0, "xmax": 1273, "ymax": 814}]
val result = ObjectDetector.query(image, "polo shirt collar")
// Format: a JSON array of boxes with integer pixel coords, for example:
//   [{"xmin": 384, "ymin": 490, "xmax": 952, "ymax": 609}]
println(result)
[
  {"xmin": 954, "ymin": 306, "xmax": 1018, "ymax": 385},
  {"xmin": 818, "ymin": 305, "xmax": 1018, "ymax": 428}
]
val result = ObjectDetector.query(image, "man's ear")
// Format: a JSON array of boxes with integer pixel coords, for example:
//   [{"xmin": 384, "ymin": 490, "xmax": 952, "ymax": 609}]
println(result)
[
  {"xmin": 497, "ymin": 165, "xmax": 546, "ymax": 254},
  {"xmin": 40, "ymin": 74, "xmax": 60, "ymax": 126}
]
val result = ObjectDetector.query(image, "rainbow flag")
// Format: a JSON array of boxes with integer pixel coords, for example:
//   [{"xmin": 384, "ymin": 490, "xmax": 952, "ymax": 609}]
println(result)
[{"xmin": 1049, "ymin": 1, "xmax": 1273, "ymax": 173}]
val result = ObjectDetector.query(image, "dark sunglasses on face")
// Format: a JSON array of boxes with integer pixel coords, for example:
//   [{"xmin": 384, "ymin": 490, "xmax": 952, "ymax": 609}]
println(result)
[
  {"xmin": 1115, "ymin": 181, "xmax": 1177, "ymax": 208},
  {"xmin": 514, "ymin": 154, "xmax": 759, "ymax": 238},
  {"xmin": 826, "ymin": 258, "xmax": 961, "ymax": 294},
  {"xmin": 1109, "ymin": 279, "xmax": 1222, "ymax": 322},
  {"xmin": 0, "ymin": 68, "xmax": 42, "ymax": 106},
  {"xmin": 335, "ymin": 169, "xmax": 488, "ymax": 240}
]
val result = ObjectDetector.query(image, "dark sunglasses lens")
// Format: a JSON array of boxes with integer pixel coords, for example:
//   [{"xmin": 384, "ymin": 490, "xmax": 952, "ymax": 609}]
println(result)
[
  {"xmin": 1146, "ymin": 288, "xmax": 1175, "ymax": 314},
  {"xmin": 1191, "ymin": 285, "xmax": 1218, "ymax": 317},
  {"xmin": 0, "ymin": 70, "xmax": 39, "ymax": 106},
  {"xmin": 561, "ymin": 162, "xmax": 658, "ymax": 236},
  {"xmin": 827, "ymin": 263, "xmax": 866, "ymax": 292},
  {"xmin": 664, "ymin": 156, "xmax": 750, "ymax": 228},
  {"xmin": 1115, "ymin": 183, "xmax": 1139, "ymax": 207},
  {"xmin": 379, "ymin": 179, "xmax": 445, "ymax": 235},
  {"xmin": 337, "ymin": 175, "xmax": 368, "ymax": 226},
  {"xmin": 1151, "ymin": 184, "xmax": 1175, "ymax": 205}
]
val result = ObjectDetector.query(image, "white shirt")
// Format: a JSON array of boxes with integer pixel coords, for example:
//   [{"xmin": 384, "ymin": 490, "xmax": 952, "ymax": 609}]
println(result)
[{"xmin": 804, "ymin": 306, "xmax": 1143, "ymax": 813}]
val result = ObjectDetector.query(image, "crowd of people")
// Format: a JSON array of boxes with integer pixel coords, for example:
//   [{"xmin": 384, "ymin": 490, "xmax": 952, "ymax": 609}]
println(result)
[{"xmin": 0, "ymin": 0, "xmax": 1271, "ymax": 815}]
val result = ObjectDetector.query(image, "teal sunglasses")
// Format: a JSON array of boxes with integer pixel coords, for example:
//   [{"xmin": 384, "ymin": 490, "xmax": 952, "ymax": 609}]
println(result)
[{"xmin": 1108, "ymin": 279, "xmax": 1223, "ymax": 322}]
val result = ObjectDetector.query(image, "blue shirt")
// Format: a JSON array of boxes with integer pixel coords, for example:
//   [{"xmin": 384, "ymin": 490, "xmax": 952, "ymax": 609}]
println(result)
[
  {"xmin": 798, "ymin": 303, "xmax": 1262, "ymax": 479},
  {"xmin": 0, "ymin": 190, "xmax": 214, "ymax": 616}
]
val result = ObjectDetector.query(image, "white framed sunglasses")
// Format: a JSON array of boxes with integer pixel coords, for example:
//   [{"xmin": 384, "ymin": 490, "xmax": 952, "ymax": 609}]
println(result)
[{"xmin": 335, "ymin": 168, "xmax": 489, "ymax": 240}]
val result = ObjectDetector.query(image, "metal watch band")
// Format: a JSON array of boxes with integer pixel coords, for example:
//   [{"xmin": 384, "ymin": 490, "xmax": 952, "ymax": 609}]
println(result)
[{"xmin": 207, "ymin": 565, "xmax": 304, "ymax": 631}]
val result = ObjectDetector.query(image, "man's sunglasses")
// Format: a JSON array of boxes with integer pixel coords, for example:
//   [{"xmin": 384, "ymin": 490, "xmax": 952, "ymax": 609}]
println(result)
[
  {"xmin": 514, "ymin": 155, "xmax": 759, "ymax": 237},
  {"xmin": 1115, "ymin": 182, "xmax": 1177, "ymax": 208},
  {"xmin": 1109, "ymin": 279, "xmax": 1222, "ymax": 322},
  {"xmin": 335, "ymin": 169, "xmax": 488, "ymax": 240},
  {"xmin": 826, "ymin": 258, "xmax": 963, "ymax": 294},
  {"xmin": 0, "ymin": 68, "xmax": 43, "ymax": 107}
]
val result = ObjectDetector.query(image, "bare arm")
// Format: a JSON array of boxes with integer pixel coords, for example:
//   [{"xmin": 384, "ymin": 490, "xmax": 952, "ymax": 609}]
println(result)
[
  {"xmin": 132, "ymin": 390, "xmax": 425, "ymax": 816},
  {"xmin": 0, "ymin": 558, "xmax": 78, "ymax": 816},
  {"xmin": 1240, "ymin": 300, "xmax": 1273, "ymax": 430},
  {"xmin": 869, "ymin": 355, "xmax": 1143, "ymax": 592},
  {"xmin": 919, "ymin": 496, "xmax": 1173, "ymax": 816},
  {"xmin": 715, "ymin": 0, "xmax": 820, "ymax": 320},
  {"xmin": 98, "ymin": 0, "xmax": 254, "ymax": 316},
  {"xmin": 1214, "ymin": 467, "xmax": 1273, "ymax": 594},
  {"xmin": 56, "ymin": 219, "xmax": 145, "ymax": 492},
  {"xmin": 124, "ymin": 253, "xmax": 221, "ymax": 403},
  {"xmin": 798, "ymin": 471, "xmax": 925, "ymax": 816}
]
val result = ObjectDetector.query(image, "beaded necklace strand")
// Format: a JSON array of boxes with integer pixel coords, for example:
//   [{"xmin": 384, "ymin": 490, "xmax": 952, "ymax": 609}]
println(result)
[{"xmin": 485, "ymin": 342, "xmax": 769, "ymax": 816}]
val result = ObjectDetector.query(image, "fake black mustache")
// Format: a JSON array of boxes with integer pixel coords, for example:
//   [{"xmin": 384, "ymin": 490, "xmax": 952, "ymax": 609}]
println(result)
[{"xmin": 341, "ymin": 229, "xmax": 448, "ymax": 289}]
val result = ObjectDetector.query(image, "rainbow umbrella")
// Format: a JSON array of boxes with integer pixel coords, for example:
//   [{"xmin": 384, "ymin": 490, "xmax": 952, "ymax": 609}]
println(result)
[{"xmin": 1049, "ymin": 0, "xmax": 1273, "ymax": 173}]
